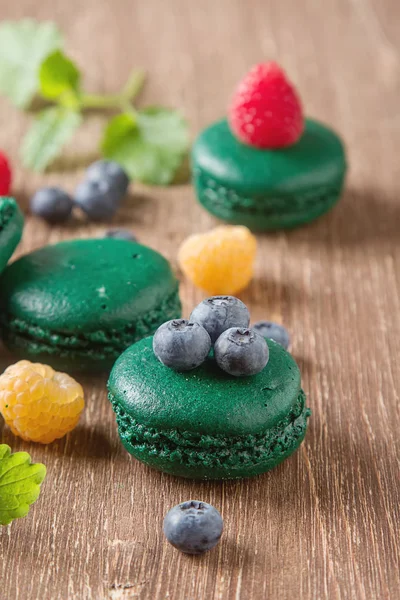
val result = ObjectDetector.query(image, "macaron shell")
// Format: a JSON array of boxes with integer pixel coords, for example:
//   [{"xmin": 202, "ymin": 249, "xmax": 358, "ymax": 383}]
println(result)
[
  {"xmin": 192, "ymin": 118, "xmax": 346, "ymax": 230},
  {"xmin": 0, "ymin": 238, "xmax": 178, "ymax": 332},
  {"xmin": 109, "ymin": 337, "xmax": 301, "ymax": 437},
  {"xmin": 0, "ymin": 197, "xmax": 24, "ymax": 274}
]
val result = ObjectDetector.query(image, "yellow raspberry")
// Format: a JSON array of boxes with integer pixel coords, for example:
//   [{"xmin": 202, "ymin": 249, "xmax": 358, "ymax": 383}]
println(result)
[
  {"xmin": 178, "ymin": 225, "xmax": 257, "ymax": 294},
  {"xmin": 0, "ymin": 361, "xmax": 84, "ymax": 444}
]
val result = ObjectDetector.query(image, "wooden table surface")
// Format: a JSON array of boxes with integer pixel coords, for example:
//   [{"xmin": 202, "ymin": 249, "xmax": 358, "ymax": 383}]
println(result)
[{"xmin": 0, "ymin": 1, "xmax": 399, "ymax": 599}]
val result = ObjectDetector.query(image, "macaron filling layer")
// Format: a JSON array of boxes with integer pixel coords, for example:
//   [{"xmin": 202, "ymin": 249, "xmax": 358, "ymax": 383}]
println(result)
[
  {"xmin": 110, "ymin": 388, "xmax": 309, "ymax": 469},
  {"xmin": 196, "ymin": 168, "xmax": 344, "ymax": 218},
  {"xmin": 0, "ymin": 287, "xmax": 180, "ymax": 359}
]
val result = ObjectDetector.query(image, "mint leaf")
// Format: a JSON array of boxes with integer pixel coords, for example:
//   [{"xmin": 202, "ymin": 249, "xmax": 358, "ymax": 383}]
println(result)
[
  {"xmin": 21, "ymin": 106, "xmax": 82, "ymax": 171},
  {"xmin": 39, "ymin": 49, "xmax": 81, "ymax": 102},
  {"xmin": 0, "ymin": 444, "xmax": 46, "ymax": 526},
  {"xmin": 0, "ymin": 20, "xmax": 62, "ymax": 108},
  {"xmin": 101, "ymin": 107, "xmax": 189, "ymax": 185}
]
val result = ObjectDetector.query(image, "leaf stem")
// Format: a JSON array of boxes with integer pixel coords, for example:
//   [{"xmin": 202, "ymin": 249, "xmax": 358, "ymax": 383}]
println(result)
[
  {"xmin": 122, "ymin": 69, "xmax": 146, "ymax": 102},
  {"xmin": 81, "ymin": 93, "xmax": 124, "ymax": 109},
  {"xmin": 80, "ymin": 69, "xmax": 146, "ymax": 112},
  {"xmin": 121, "ymin": 101, "xmax": 138, "ymax": 119}
]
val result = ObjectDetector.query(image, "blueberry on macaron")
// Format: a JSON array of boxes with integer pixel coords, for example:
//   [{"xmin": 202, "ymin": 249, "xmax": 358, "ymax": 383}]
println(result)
[
  {"xmin": 164, "ymin": 500, "xmax": 223, "ymax": 554},
  {"xmin": 214, "ymin": 327, "xmax": 269, "ymax": 376},
  {"xmin": 153, "ymin": 298, "xmax": 271, "ymax": 377},
  {"xmin": 190, "ymin": 296, "xmax": 250, "ymax": 344},
  {"xmin": 253, "ymin": 320, "xmax": 290, "ymax": 350},
  {"xmin": 153, "ymin": 319, "xmax": 211, "ymax": 371}
]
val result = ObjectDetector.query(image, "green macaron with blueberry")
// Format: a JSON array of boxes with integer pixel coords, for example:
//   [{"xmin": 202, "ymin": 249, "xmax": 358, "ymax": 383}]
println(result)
[
  {"xmin": 0, "ymin": 237, "xmax": 181, "ymax": 372},
  {"xmin": 192, "ymin": 62, "xmax": 347, "ymax": 231},
  {"xmin": 0, "ymin": 197, "xmax": 23, "ymax": 274},
  {"xmin": 108, "ymin": 295, "xmax": 310, "ymax": 479}
]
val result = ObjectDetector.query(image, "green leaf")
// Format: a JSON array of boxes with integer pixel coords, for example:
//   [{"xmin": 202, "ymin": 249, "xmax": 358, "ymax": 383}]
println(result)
[
  {"xmin": 21, "ymin": 106, "xmax": 82, "ymax": 171},
  {"xmin": 0, "ymin": 444, "xmax": 46, "ymax": 526},
  {"xmin": 101, "ymin": 107, "xmax": 189, "ymax": 185},
  {"xmin": 39, "ymin": 49, "xmax": 81, "ymax": 102},
  {"xmin": 0, "ymin": 20, "xmax": 62, "ymax": 108}
]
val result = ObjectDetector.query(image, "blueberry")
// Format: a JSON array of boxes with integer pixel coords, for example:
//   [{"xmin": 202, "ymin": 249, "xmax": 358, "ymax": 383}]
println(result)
[
  {"xmin": 74, "ymin": 179, "xmax": 121, "ymax": 221},
  {"xmin": 214, "ymin": 327, "xmax": 269, "ymax": 377},
  {"xmin": 153, "ymin": 319, "xmax": 211, "ymax": 371},
  {"xmin": 163, "ymin": 500, "xmax": 223, "ymax": 554},
  {"xmin": 30, "ymin": 187, "xmax": 73, "ymax": 223},
  {"xmin": 252, "ymin": 321, "xmax": 290, "ymax": 350},
  {"xmin": 86, "ymin": 160, "xmax": 129, "ymax": 196},
  {"xmin": 105, "ymin": 229, "xmax": 137, "ymax": 242},
  {"xmin": 190, "ymin": 296, "xmax": 250, "ymax": 344}
]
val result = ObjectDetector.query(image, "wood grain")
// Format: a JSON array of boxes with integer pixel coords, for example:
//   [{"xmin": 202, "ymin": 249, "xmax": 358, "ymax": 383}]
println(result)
[{"xmin": 0, "ymin": 0, "xmax": 399, "ymax": 598}]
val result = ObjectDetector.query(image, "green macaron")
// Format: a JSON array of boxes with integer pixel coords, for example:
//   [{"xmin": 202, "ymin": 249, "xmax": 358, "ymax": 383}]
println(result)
[
  {"xmin": 192, "ymin": 118, "xmax": 347, "ymax": 231},
  {"xmin": 0, "ymin": 238, "xmax": 181, "ymax": 372},
  {"xmin": 108, "ymin": 337, "xmax": 310, "ymax": 480},
  {"xmin": 0, "ymin": 197, "xmax": 23, "ymax": 274}
]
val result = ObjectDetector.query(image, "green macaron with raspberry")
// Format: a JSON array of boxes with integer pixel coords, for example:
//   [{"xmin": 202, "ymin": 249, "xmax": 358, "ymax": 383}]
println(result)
[{"xmin": 192, "ymin": 62, "xmax": 347, "ymax": 231}]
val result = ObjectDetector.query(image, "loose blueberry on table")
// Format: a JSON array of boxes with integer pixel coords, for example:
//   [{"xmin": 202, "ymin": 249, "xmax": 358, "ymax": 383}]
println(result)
[
  {"xmin": 253, "ymin": 320, "xmax": 290, "ymax": 350},
  {"xmin": 74, "ymin": 179, "xmax": 121, "ymax": 221},
  {"xmin": 105, "ymin": 228, "xmax": 137, "ymax": 241},
  {"xmin": 30, "ymin": 187, "xmax": 74, "ymax": 223},
  {"xmin": 85, "ymin": 160, "xmax": 130, "ymax": 197},
  {"xmin": 190, "ymin": 295, "xmax": 250, "ymax": 343},
  {"xmin": 153, "ymin": 319, "xmax": 211, "ymax": 371},
  {"xmin": 163, "ymin": 500, "xmax": 223, "ymax": 554},
  {"xmin": 75, "ymin": 160, "xmax": 129, "ymax": 221}
]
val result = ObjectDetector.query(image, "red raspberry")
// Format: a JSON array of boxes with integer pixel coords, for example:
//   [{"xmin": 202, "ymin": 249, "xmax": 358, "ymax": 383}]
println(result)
[
  {"xmin": 228, "ymin": 62, "xmax": 304, "ymax": 149},
  {"xmin": 0, "ymin": 151, "xmax": 12, "ymax": 195}
]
